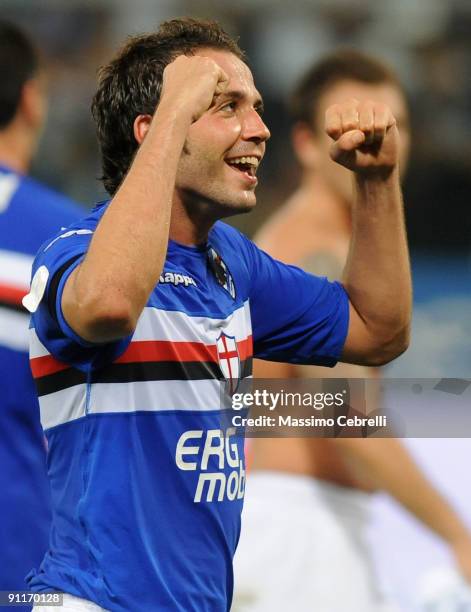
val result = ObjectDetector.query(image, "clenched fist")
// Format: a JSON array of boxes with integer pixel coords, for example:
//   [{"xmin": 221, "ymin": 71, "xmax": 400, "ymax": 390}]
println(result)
[
  {"xmin": 160, "ymin": 54, "xmax": 229, "ymax": 123},
  {"xmin": 325, "ymin": 98, "xmax": 399, "ymax": 177}
]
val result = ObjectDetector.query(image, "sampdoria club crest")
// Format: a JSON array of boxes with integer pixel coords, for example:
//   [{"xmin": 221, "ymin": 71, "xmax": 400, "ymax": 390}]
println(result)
[
  {"xmin": 216, "ymin": 332, "xmax": 241, "ymax": 395},
  {"xmin": 207, "ymin": 246, "xmax": 236, "ymax": 299}
]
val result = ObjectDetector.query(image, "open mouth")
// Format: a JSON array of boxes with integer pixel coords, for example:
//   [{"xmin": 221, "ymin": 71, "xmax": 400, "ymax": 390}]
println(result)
[{"xmin": 225, "ymin": 156, "xmax": 259, "ymax": 183}]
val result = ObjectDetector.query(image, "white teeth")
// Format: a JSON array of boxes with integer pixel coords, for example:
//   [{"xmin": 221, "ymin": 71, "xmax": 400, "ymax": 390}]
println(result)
[{"xmin": 228, "ymin": 156, "xmax": 259, "ymax": 167}]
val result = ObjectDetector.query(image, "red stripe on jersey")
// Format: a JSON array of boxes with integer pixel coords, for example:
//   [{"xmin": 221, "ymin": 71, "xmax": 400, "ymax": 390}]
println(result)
[
  {"xmin": 115, "ymin": 340, "xmax": 219, "ymax": 364},
  {"xmin": 30, "ymin": 354, "xmax": 70, "ymax": 378},
  {"xmin": 0, "ymin": 282, "xmax": 28, "ymax": 306},
  {"xmin": 237, "ymin": 336, "xmax": 253, "ymax": 361},
  {"xmin": 115, "ymin": 336, "xmax": 253, "ymax": 365},
  {"xmin": 30, "ymin": 336, "xmax": 254, "ymax": 379}
]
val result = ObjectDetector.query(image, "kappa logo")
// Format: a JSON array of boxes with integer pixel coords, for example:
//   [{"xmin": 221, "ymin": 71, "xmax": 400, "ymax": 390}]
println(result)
[
  {"xmin": 217, "ymin": 332, "xmax": 241, "ymax": 395},
  {"xmin": 159, "ymin": 271, "xmax": 197, "ymax": 288}
]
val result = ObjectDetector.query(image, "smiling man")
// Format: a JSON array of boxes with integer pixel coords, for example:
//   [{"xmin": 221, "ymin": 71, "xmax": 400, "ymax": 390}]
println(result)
[{"xmin": 25, "ymin": 18, "xmax": 411, "ymax": 612}]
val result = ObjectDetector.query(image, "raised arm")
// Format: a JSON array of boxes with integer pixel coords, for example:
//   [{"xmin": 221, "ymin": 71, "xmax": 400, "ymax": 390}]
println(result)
[
  {"xmin": 325, "ymin": 99, "xmax": 412, "ymax": 366},
  {"xmin": 61, "ymin": 56, "xmax": 228, "ymax": 343}
]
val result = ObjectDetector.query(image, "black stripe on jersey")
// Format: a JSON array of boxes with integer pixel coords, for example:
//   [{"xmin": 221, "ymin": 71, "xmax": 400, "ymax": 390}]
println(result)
[
  {"xmin": 47, "ymin": 255, "xmax": 82, "ymax": 323},
  {"xmin": 34, "ymin": 358, "xmax": 252, "ymax": 396},
  {"xmin": 92, "ymin": 360, "xmax": 223, "ymax": 384},
  {"xmin": 35, "ymin": 368, "xmax": 87, "ymax": 397},
  {"xmin": 92, "ymin": 358, "xmax": 253, "ymax": 384},
  {"xmin": 0, "ymin": 301, "xmax": 27, "ymax": 314},
  {"xmin": 241, "ymin": 357, "xmax": 252, "ymax": 378}
]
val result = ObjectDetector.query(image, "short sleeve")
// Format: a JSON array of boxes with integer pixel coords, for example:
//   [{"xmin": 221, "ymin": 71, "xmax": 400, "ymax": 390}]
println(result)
[
  {"xmin": 29, "ymin": 224, "xmax": 132, "ymax": 372},
  {"xmin": 242, "ymin": 235, "xmax": 349, "ymax": 367}
]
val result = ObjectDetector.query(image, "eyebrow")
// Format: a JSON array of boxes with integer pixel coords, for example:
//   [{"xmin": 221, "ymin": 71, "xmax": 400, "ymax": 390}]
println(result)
[{"xmin": 216, "ymin": 90, "xmax": 264, "ymax": 113}]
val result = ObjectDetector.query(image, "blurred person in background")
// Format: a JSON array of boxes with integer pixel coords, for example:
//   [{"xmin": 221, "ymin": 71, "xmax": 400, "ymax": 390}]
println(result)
[
  {"xmin": 0, "ymin": 21, "xmax": 83, "ymax": 608},
  {"xmin": 232, "ymin": 50, "xmax": 471, "ymax": 612}
]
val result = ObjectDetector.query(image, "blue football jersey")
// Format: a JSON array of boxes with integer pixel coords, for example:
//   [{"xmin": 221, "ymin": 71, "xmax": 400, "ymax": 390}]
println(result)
[
  {"xmin": 0, "ymin": 164, "xmax": 83, "ymax": 609},
  {"xmin": 26, "ymin": 201, "xmax": 349, "ymax": 611}
]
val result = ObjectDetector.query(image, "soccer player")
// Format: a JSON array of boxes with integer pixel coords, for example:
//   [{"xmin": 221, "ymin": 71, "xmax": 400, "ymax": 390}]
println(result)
[
  {"xmin": 0, "ymin": 21, "xmax": 83, "ymax": 610},
  {"xmin": 233, "ymin": 50, "xmax": 471, "ymax": 611},
  {"xmin": 26, "ymin": 19, "xmax": 411, "ymax": 611}
]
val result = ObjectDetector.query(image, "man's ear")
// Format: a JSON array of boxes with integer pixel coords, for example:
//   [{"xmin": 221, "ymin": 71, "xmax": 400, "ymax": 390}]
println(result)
[
  {"xmin": 133, "ymin": 114, "xmax": 152, "ymax": 145},
  {"xmin": 21, "ymin": 77, "xmax": 46, "ymax": 131},
  {"xmin": 291, "ymin": 122, "xmax": 320, "ymax": 170}
]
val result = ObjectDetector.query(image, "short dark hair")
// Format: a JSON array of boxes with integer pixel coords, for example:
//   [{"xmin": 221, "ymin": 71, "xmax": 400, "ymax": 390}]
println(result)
[
  {"xmin": 92, "ymin": 17, "xmax": 245, "ymax": 196},
  {"xmin": 0, "ymin": 21, "xmax": 38, "ymax": 129},
  {"xmin": 290, "ymin": 49, "xmax": 404, "ymax": 133}
]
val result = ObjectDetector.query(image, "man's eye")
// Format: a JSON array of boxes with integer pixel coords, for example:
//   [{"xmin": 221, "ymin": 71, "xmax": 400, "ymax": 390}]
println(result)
[{"xmin": 221, "ymin": 101, "xmax": 236, "ymax": 112}]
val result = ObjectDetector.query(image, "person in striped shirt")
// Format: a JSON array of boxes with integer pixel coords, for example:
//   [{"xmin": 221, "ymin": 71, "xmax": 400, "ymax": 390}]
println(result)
[
  {"xmin": 0, "ymin": 20, "xmax": 83, "ymax": 611},
  {"xmin": 25, "ymin": 18, "xmax": 411, "ymax": 612}
]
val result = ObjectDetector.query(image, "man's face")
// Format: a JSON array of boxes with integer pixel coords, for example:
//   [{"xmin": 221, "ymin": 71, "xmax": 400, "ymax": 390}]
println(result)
[
  {"xmin": 175, "ymin": 48, "xmax": 270, "ymax": 216},
  {"xmin": 299, "ymin": 79, "xmax": 410, "ymax": 202}
]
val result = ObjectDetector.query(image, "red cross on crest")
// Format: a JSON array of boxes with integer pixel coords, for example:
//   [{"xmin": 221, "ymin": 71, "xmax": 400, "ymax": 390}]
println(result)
[{"xmin": 216, "ymin": 332, "xmax": 241, "ymax": 395}]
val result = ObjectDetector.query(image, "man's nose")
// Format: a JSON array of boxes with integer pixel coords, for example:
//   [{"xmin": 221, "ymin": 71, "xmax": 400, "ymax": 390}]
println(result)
[{"xmin": 242, "ymin": 109, "xmax": 271, "ymax": 144}]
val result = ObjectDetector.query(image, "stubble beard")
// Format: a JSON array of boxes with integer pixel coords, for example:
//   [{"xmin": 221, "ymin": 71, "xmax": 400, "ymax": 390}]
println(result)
[
  {"xmin": 179, "ymin": 184, "xmax": 255, "ymax": 224},
  {"xmin": 176, "ymin": 154, "xmax": 257, "ymax": 222}
]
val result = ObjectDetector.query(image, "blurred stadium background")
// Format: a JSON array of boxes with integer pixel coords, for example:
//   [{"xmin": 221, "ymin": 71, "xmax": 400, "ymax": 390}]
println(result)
[{"xmin": 2, "ymin": 0, "xmax": 470, "ymax": 609}]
